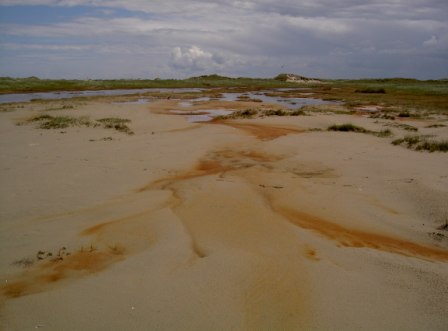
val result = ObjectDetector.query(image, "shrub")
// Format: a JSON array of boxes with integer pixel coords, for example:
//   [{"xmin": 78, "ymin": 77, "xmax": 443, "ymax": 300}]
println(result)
[
  {"xmin": 375, "ymin": 129, "xmax": 393, "ymax": 137},
  {"xmin": 263, "ymin": 109, "xmax": 288, "ymax": 116},
  {"xmin": 328, "ymin": 123, "xmax": 368, "ymax": 133}
]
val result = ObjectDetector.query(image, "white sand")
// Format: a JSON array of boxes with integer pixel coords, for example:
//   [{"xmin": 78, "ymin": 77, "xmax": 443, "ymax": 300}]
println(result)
[{"xmin": 1, "ymin": 96, "xmax": 447, "ymax": 330}]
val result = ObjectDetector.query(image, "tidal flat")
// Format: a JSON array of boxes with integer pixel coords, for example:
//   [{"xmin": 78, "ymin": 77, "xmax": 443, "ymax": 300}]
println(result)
[{"xmin": 1, "ymin": 79, "xmax": 447, "ymax": 330}]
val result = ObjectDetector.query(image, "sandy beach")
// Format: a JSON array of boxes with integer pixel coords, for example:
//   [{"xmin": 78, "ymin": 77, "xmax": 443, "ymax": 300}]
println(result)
[{"xmin": 1, "ymin": 92, "xmax": 447, "ymax": 330}]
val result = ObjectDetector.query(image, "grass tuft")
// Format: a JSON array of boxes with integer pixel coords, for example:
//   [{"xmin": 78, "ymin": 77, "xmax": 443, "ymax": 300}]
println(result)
[
  {"xmin": 425, "ymin": 124, "xmax": 446, "ymax": 128},
  {"xmin": 217, "ymin": 108, "xmax": 258, "ymax": 119},
  {"xmin": 392, "ymin": 135, "xmax": 448, "ymax": 152},
  {"xmin": 22, "ymin": 114, "xmax": 134, "ymax": 134},
  {"xmin": 96, "ymin": 117, "xmax": 134, "ymax": 135},
  {"xmin": 26, "ymin": 115, "xmax": 92, "ymax": 129},
  {"xmin": 328, "ymin": 123, "xmax": 368, "ymax": 133},
  {"xmin": 328, "ymin": 123, "xmax": 393, "ymax": 138}
]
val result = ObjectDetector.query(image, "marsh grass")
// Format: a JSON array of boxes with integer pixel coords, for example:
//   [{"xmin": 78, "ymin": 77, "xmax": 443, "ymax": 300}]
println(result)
[
  {"xmin": 0, "ymin": 75, "xmax": 298, "ymax": 94},
  {"xmin": 216, "ymin": 108, "xmax": 259, "ymax": 119},
  {"xmin": 328, "ymin": 123, "xmax": 369, "ymax": 133},
  {"xmin": 385, "ymin": 122, "xmax": 418, "ymax": 132},
  {"xmin": 328, "ymin": 123, "xmax": 392, "ymax": 138},
  {"xmin": 0, "ymin": 103, "xmax": 24, "ymax": 112},
  {"xmin": 96, "ymin": 117, "xmax": 134, "ymax": 135},
  {"xmin": 355, "ymin": 87, "xmax": 386, "ymax": 94},
  {"xmin": 44, "ymin": 104, "xmax": 75, "ymax": 111},
  {"xmin": 27, "ymin": 115, "xmax": 93, "ymax": 129},
  {"xmin": 23, "ymin": 114, "xmax": 134, "ymax": 134},
  {"xmin": 216, "ymin": 107, "xmax": 307, "ymax": 120},
  {"xmin": 313, "ymin": 79, "xmax": 448, "ymax": 114},
  {"xmin": 392, "ymin": 135, "xmax": 448, "ymax": 152}
]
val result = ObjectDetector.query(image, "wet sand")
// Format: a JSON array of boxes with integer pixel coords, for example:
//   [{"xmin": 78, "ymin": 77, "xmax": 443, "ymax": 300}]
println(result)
[{"xmin": 1, "ymin": 96, "xmax": 447, "ymax": 330}]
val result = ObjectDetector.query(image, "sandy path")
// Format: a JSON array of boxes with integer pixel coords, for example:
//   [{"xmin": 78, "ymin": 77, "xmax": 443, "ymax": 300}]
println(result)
[{"xmin": 0, "ymin": 97, "xmax": 447, "ymax": 330}]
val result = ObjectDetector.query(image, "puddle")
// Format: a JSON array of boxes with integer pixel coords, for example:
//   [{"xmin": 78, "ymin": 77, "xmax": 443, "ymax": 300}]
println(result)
[
  {"xmin": 0, "ymin": 88, "xmax": 204, "ymax": 104},
  {"xmin": 170, "ymin": 109, "xmax": 234, "ymax": 123},
  {"xmin": 219, "ymin": 92, "xmax": 338, "ymax": 109},
  {"xmin": 112, "ymin": 99, "xmax": 151, "ymax": 105}
]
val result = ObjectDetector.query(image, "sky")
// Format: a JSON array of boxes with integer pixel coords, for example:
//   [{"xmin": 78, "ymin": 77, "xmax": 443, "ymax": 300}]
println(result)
[{"xmin": 0, "ymin": 0, "xmax": 447, "ymax": 80}]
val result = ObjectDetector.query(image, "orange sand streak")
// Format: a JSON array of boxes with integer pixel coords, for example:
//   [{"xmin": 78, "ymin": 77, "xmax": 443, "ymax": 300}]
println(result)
[{"xmin": 277, "ymin": 207, "xmax": 448, "ymax": 261}]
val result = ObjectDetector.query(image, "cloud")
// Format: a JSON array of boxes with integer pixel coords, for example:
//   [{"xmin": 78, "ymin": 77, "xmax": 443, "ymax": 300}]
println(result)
[
  {"xmin": 1, "ymin": 0, "xmax": 448, "ymax": 79},
  {"xmin": 171, "ymin": 46, "xmax": 223, "ymax": 71}
]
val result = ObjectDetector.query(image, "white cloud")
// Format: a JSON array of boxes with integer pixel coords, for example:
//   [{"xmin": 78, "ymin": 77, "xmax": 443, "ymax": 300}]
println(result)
[{"xmin": 171, "ymin": 46, "xmax": 223, "ymax": 71}]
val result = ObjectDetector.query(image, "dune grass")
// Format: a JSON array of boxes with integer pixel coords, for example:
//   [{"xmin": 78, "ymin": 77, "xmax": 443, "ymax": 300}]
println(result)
[
  {"xmin": 23, "ymin": 114, "xmax": 134, "ymax": 134},
  {"xmin": 328, "ymin": 123, "xmax": 369, "ymax": 133},
  {"xmin": 328, "ymin": 123, "xmax": 392, "ymax": 137},
  {"xmin": 96, "ymin": 118, "xmax": 134, "ymax": 135},
  {"xmin": 392, "ymin": 135, "xmax": 448, "ymax": 152},
  {"xmin": 28, "ymin": 115, "xmax": 92, "ymax": 129}
]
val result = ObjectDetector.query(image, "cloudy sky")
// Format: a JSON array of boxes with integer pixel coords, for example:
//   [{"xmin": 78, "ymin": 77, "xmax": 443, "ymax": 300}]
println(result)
[{"xmin": 0, "ymin": 0, "xmax": 447, "ymax": 79}]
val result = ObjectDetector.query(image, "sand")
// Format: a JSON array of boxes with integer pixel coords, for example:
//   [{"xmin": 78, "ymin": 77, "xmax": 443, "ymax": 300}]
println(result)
[{"xmin": 0, "ymin": 95, "xmax": 447, "ymax": 330}]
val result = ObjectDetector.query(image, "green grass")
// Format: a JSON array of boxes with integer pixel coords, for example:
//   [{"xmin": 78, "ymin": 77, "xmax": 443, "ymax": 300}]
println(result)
[
  {"xmin": 96, "ymin": 118, "xmax": 134, "ymax": 135},
  {"xmin": 22, "ymin": 114, "xmax": 134, "ymax": 134},
  {"xmin": 217, "ymin": 109, "xmax": 259, "ymax": 119},
  {"xmin": 392, "ymin": 135, "xmax": 448, "ymax": 152},
  {"xmin": 328, "ymin": 123, "xmax": 393, "ymax": 138},
  {"xmin": 216, "ymin": 107, "xmax": 307, "ymax": 120},
  {"xmin": 313, "ymin": 79, "xmax": 448, "ymax": 114},
  {"xmin": 0, "ymin": 75, "xmax": 299, "ymax": 94},
  {"xmin": 3, "ymin": 75, "xmax": 447, "ymax": 116},
  {"xmin": 27, "ymin": 115, "xmax": 92, "ymax": 129}
]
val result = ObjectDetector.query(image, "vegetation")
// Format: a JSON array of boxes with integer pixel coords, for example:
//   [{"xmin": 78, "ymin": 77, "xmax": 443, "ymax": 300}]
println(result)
[
  {"xmin": 27, "ymin": 115, "xmax": 92, "ymax": 129},
  {"xmin": 392, "ymin": 135, "xmax": 448, "ymax": 152},
  {"xmin": 355, "ymin": 87, "xmax": 386, "ymax": 94},
  {"xmin": 262, "ymin": 109, "xmax": 306, "ymax": 116},
  {"xmin": 216, "ymin": 107, "xmax": 307, "ymax": 120},
  {"xmin": 217, "ymin": 109, "xmax": 259, "ymax": 119},
  {"xmin": 22, "ymin": 114, "xmax": 133, "ymax": 134},
  {"xmin": 328, "ymin": 123, "xmax": 369, "ymax": 133},
  {"xmin": 0, "ymin": 75, "xmax": 299, "ymax": 94},
  {"xmin": 328, "ymin": 123, "xmax": 392, "ymax": 137},
  {"xmin": 2, "ymin": 75, "xmax": 447, "ymax": 116},
  {"xmin": 96, "ymin": 117, "xmax": 134, "ymax": 135},
  {"xmin": 313, "ymin": 78, "xmax": 448, "ymax": 114}
]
